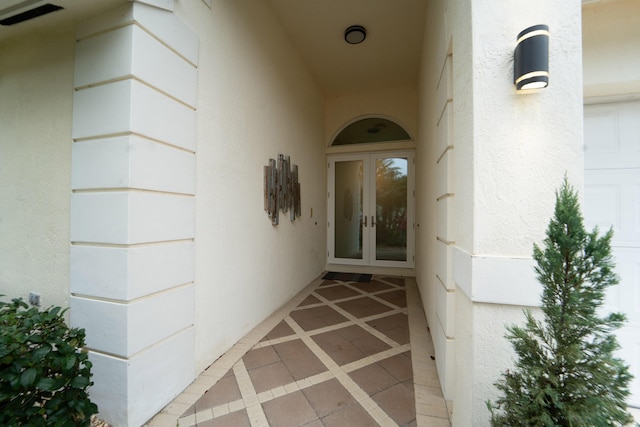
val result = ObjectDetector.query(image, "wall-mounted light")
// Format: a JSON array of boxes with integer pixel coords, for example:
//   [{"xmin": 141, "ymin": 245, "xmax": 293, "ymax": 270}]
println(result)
[
  {"xmin": 345, "ymin": 25, "xmax": 367, "ymax": 44},
  {"xmin": 514, "ymin": 24, "xmax": 549, "ymax": 90}
]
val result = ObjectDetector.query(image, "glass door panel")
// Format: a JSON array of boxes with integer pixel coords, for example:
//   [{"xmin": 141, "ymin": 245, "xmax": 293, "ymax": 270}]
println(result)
[
  {"xmin": 334, "ymin": 160, "xmax": 364, "ymax": 260},
  {"xmin": 374, "ymin": 157, "xmax": 408, "ymax": 262},
  {"xmin": 328, "ymin": 151, "xmax": 413, "ymax": 268}
]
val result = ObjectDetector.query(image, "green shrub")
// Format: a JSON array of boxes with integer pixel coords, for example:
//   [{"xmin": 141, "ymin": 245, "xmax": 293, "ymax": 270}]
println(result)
[
  {"xmin": 487, "ymin": 179, "xmax": 633, "ymax": 426},
  {"xmin": 0, "ymin": 296, "xmax": 98, "ymax": 426}
]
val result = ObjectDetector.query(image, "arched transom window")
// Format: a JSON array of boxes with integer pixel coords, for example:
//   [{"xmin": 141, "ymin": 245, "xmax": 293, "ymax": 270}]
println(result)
[{"xmin": 332, "ymin": 118, "xmax": 411, "ymax": 146}]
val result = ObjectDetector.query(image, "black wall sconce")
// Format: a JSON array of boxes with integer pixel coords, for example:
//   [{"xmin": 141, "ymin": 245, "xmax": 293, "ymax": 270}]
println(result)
[{"xmin": 514, "ymin": 24, "xmax": 549, "ymax": 90}]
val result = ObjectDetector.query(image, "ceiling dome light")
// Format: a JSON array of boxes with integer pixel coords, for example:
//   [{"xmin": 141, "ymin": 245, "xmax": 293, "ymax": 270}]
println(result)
[{"xmin": 344, "ymin": 25, "xmax": 366, "ymax": 44}]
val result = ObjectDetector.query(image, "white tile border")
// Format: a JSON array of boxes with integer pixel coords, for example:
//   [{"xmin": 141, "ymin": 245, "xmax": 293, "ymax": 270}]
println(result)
[
  {"xmin": 406, "ymin": 278, "xmax": 452, "ymax": 426},
  {"xmin": 148, "ymin": 274, "xmax": 451, "ymax": 426}
]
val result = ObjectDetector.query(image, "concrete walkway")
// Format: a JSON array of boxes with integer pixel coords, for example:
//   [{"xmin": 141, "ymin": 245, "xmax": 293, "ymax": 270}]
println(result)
[{"xmin": 147, "ymin": 275, "xmax": 451, "ymax": 426}]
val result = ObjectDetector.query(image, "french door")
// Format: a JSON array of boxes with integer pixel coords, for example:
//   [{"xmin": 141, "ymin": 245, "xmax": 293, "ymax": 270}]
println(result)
[{"xmin": 328, "ymin": 151, "xmax": 414, "ymax": 268}]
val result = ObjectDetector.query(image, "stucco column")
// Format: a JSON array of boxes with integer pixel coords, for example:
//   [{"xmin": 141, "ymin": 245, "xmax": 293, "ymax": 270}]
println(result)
[
  {"xmin": 448, "ymin": 0, "xmax": 584, "ymax": 425},
  {"xmin": 69, "ymin": 2, "xmax": 198, "ymax": 425}
]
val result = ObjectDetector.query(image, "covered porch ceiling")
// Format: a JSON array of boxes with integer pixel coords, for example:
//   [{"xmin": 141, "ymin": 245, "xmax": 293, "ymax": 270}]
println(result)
[
  {"xmin": 267, "ymin": 0, "xmax": 428, "ymax": 94},
  {"xmin": 0, "ymin": 0, "xmax": 609, "ymax": 95},
  {"xmin": 0, "ymin": 0, "xmax": 429, "ymax": 95}
]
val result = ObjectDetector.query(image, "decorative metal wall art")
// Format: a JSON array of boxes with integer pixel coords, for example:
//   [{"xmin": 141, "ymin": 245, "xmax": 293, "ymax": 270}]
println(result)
[{"xmin": 264, "ymin": 154, "xmax": 301, "ymax": 225}]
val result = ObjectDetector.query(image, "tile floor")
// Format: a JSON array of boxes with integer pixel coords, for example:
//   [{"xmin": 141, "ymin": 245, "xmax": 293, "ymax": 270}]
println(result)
[{"xmin": 147, "ymin": 275, "xmax": 451, "ymax": 427}]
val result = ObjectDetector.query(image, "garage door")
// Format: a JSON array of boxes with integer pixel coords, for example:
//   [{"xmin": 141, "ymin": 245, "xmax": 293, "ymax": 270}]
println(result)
[{"xmin": 584, "ymin": 100, "xmax": 640, "ymax": 407}]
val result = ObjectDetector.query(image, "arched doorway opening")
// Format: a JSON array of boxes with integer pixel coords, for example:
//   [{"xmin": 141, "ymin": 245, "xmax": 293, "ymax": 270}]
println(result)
[{"xmin": 327, "ymin": 117, "xmax": 415, "ymax": 270}]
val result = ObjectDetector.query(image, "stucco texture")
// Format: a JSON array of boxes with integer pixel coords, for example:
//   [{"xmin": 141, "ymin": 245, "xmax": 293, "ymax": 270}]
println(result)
[
  {"xmin": 415, "ymin": 0, "xmax": 585, "ymax": 424},
  {"xmin": 583, "ymin": 0, "xmax": 640, "ymax": 98},
  {"xmin": 0, "ymin": 28, "xmax": 75, "ymax": 309},
  {"xmin": 175, "ymin": 0, "xmax": 327, "ymax": 374}
]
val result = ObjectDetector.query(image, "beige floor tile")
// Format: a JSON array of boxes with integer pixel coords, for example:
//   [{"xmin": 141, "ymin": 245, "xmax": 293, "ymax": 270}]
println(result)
[
  {"xmin": 417, "ymin": 414, "xmax": 452, "ymax": 427},
  {"xmin": 349, "ymin": 362, "xmax": 399, "ymax": 395},
  {"xmin": 242, "ymin": 346, "xmax": 281, "ymax": 370},
  {"xmin": 372, "ymin": 382, "xmax": 416, "ymax": 426},
  {"xmin": 302, "ymin": 378, "xmax": 355, "ymax": 418},
  {"xmin": 197, "ymin": 410, "xmax": 251, "ymax": 427},
  {"xmin": 321, "ymin": 401, "xmax": 379, "ymax": 427},
  {"xmin": 416, "ymin": 403, "xmax": 450, "ymax": 419},
  {"xmin": 211, "ymin": 403, "xmax": 229, "ymax": 418},
  {"xmin": 262, "ymin": 391, "xmax": 317, "ymax": 427},
  {"xmin": 145, "ymin": 412, "xmax": 179, "ymax": 427},
  {"xmin": 228, "ymin": 399, "xmax": 245, "ymax": 413},
  {"xmin": 195, "ymin": 374, "xmax": 241, "ymax": 412},
  {"xmin": 336, "ymin": 296, "xmax": 394, "ymax": 318},
  {"xmin": 176, "ymin": 413, "xmax": 196, "ymax": 427},
  {"xmin": 156, "ymin": 275, "xmax": 452, "ymax": 427}
]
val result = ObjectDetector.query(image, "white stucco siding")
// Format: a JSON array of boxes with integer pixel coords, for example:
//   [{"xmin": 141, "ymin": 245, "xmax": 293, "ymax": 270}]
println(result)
[
  {"xmin": 469, "ymin": 301, "xmax": 532, "ymax": 425},
  {"xmin": 454, "ymin": 0, "xmax": 584, "ymax": 424},
  {"xmin": 418, "ymin": 0, "xmax": 585, "ymax": 424},
  {"xmin": 68, "ymin": 4, "xmax": 199, "ymax": 424},
  {"xmin": 583, "ymin": 0, "xmax": 640, "ymax": 99},
  {"xmin": 174, "ymin": 1, "xmax": 327, "ymax": 374},
  {"xmin": 416, "ymin": 0, "xmax": 457, "ymax": 403},
  {"xmin": 454, "ymin": 292, "xmax": 543, "ymax": 427},
  {"xmin": 471, "ymin": 0, "xmax": 584, "ymax": 258},
  {"xmin": 450, "ymin": 0, "xmax": 475, "ymax": 255},
  {"xmin": 0, "ymin": 28, "xmax": 75, "ymax": 309},
  {"xmin": 325, "ymin": 86, "xmax": 418, "ymax": 148}
]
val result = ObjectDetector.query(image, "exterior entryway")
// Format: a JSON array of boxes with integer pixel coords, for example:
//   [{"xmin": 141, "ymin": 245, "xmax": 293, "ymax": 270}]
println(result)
[
  {"xmin": 154, "ymin": 275, "xmax": 450, "ymax": 426},
  {"xmin": 584, "ymin": 100, "xmax": 640, "ymax": 407},
  {"xmin": 327, "ymin": 151, "xmax": 415, "ymax": 269}
]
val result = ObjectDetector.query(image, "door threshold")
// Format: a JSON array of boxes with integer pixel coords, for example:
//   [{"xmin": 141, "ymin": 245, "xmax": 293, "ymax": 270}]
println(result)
[{"xmin": 325, "ymin": 263, "xmax": 415, "ymax": 277}]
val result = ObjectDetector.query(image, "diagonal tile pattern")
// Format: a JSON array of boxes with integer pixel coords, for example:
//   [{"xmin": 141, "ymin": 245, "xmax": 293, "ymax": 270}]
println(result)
[{"xmin": 149, "ymin": 275, "xmax": 451, "ymax": 427}]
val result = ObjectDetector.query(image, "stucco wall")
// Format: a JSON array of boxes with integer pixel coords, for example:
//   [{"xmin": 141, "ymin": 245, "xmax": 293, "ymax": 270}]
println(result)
[
  {"xmin": 417, "ymin": 0, "xmax": 585, "ymax": 424},
  {"xmin": 455, "ymin": 0, "xmax": 584, "ymax": 423},
  {"xmin": 174, "ymin": 0, "xmax": 327, "ymax": 374},
  {"xmin": 583, "ymin": 0, "xmax": 640, "ymax": 99},
  {"xmin": 325, "ymin": 86, "xmax": 418, "ymax": 148},
  {"xmin": 0, "ymin": 28, "xmax": 75, "ymax": 310},
  {"xmin": 416, "ymin": 0, "xmax": 456, "ymax": 401},
  {"xmin": 471, "ymin": 2, "xmax": 584, "ymax": 257},
  {"xmin": 454, "ymin": 293, "xmax": 530, "ymax": 426},
  {"xmin": 68, "ymin": 4, "xmax": 199, "ymax": 424}
]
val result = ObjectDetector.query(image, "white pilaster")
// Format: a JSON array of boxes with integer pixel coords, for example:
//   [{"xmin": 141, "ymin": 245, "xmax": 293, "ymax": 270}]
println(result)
[
  {"xmin": 69, "ymin": 2, "xmax": 198, "ymax": 426},
  {"xmin": 433, "ymin": 51, "xmax": 456, "ymax": 400}
]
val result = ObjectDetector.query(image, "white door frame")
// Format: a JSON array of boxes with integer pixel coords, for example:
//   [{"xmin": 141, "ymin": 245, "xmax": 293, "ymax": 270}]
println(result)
[{"xmin": 327, "ymin": 150, "xmax": 415, "ymax": 269}]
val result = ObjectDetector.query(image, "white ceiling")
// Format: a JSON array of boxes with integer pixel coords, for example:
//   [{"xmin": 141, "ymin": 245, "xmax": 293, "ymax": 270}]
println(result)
[
  {"xmin": 268, "ymin": 0, "xmax": 428, "ymax": 94},
  {"xmin": 0, "ymin": 0, "xmax": 428, "ymax": 95}
]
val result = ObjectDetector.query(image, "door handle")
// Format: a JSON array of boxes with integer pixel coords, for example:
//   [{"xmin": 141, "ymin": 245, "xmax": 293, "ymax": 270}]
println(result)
[
  {"xmin": 371, "ymin": 215, "xmax": 376, "ymax": 227},
  {"xmin": 364, "ymin": 216, "xmax": 367, "ymax": 227}
]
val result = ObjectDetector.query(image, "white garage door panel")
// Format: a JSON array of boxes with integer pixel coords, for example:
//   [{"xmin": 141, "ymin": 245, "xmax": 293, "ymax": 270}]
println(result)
[
  {"xmin": 585, "ymin": 169, "xmax": 640, "ymax": 246},
  {"xmin": 617, "ymin": 327, "xmax": 640, "ymax": 394},
  {"xmin": 584, "ymin": 102, "xmax": 640, "ymax": 170},
  {"xmin": 585, "ymin": 100, "xmax": 640, "ymax": 408},
  {"xmin": 601, "ymin": 248, "xmax": 640, "ymax": 323}
]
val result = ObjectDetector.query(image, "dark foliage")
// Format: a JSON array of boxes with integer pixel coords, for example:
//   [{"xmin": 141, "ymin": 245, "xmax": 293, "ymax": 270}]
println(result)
[
  {"xmin": 487, "ymin": 178, "xmax": 633, "ymax": 426},
  {"xmin": 0, "ymin": 297, "xmax": 98, "ymax": 426}
]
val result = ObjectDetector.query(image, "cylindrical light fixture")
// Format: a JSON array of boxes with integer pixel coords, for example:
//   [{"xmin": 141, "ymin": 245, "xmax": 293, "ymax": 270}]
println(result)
[
  {"xmin": 514, "ymin": 24, "xmax": 549, "ymax": 90},
  {"xmin": 344, "ymin": 25, "xmax": 367, "ymax": 44}
]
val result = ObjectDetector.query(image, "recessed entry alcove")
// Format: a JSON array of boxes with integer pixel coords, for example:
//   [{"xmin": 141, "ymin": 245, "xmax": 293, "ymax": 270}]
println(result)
[
  {"xmin": 328, "ymin": 117, "xmax": 415, "ymax": 269},
  {"xmin": 331, "ymin": 117, "xmax": 411, "ymax": 146}
]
